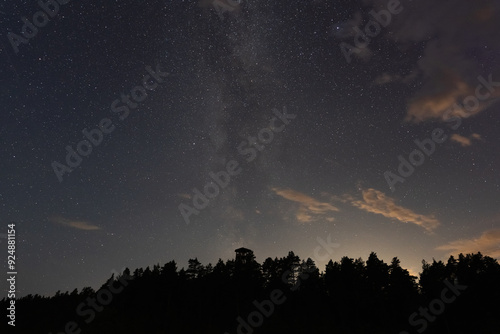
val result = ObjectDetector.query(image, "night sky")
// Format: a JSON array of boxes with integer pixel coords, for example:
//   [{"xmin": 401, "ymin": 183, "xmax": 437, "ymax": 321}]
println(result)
[{"xmin": 1, "ymin": 0, "xmax": 499, "ymax": 298}]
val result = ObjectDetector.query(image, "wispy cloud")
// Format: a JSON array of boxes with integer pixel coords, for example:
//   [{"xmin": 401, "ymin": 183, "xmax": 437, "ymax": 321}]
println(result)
[
  {"xmin": 346, "ymin": 188, "xmax": 440, "ymax": 232},
  {"xmin": 450, "ymin": 133, "xmax": 482, "ymax": 147},
  {"xmin": 437, "ymin": 229, "xmax": 500, "ymax": 259},
  {"xmin": 405, "ymin": 72, "xmax": 482, "ymax": 122},
  {"xmin": 50, "ymin": 216, "xmax": 101, "ymax": 231},
  {"xmin": 450, "ymin": 134, "xmax": 472, "ymax": 147},
  {"xmin": 367, "ymin": 0, "xmax": 500, "ymax": 122},
  {"xmin": 471, "ymin": 133, "xmax": 482, "ymax": 140},
  {"xmin": 271, "ymin": 188, "xmax": 339, "ymax": 223}
]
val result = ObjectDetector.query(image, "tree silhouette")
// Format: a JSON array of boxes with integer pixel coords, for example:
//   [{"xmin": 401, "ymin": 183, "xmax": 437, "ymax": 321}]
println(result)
[{"xmin": 2, "ymin": 251, "xmax": 499, "ymax": 334}]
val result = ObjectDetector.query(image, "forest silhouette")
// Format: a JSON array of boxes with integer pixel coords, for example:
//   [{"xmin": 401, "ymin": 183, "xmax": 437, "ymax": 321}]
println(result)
[{"xmin": 2, "ymin": 250, "xmax": 499, "ymax": 333}]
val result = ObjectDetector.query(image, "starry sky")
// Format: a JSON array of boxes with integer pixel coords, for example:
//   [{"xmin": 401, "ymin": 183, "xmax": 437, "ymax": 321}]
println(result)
[{"xmin": 1, "ymin": 0, "xmax": 499, "ymax": 297}]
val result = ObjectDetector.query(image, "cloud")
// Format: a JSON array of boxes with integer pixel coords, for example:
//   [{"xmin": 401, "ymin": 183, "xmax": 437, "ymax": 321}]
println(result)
[
  {"xmin": 50, "ymin": 216, "xmax": 101, "ymax": 231},
  {"xmin": 374, "ymin": 73, "xmax": 401, "ymax": 85},
  {"xmin": 471, "ymin": 133, "xmax": 482, "ymax": 140},
  {"xmin": 346, "ymin": 188, "xmax": 440, "ymax": 232},
  {"xmin": 450, "ymin": 134, "xmax": 472, "ymax": 147},
  {"xmin": 271, "ymin": 188, "xmax": 339, "ymax": 223},
  {"xmin": 450, "ymin": 133, "xmax": 483, "ymax": 147},
  {"xmin": 437, "ymin": 229, "xmax": 500, "ymax": 259},
  {"xmin": 404, "ymin": 69, "xmax": 484, "ymax": 122},
  {"xmin": 368, "ymin": 0, "xmax": 500, "ymax": 122}
]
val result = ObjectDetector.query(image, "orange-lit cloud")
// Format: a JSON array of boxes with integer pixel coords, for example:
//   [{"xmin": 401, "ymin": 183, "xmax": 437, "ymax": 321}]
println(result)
[
  {"xmin": 405, "ymin": 71, "xmax": 478, "ymax": 122},
  {"xmin": 437, "ymin": 229, "xmax": 500, "ymax": 259},
  {"xmin": 368, "ymin": 0, "xmax": 500, "ymax": 123},
  {"xmin": 471, "ymin": 133, "xmax": 482, "ymax": 140},
  {"xmin": 51, "ymin": 216, "xmax": 101, "ymax": 231},
  {"xmin": 450, "ymin": 133, "xmax": 482, "ymax": 147},
  {"xmin": 450, "ymin": 134, "xmax": 472, "ymax": 147},
  {"xmin": 271, "ymin": 188, "xmax": 339, "ymax": 223},
  {"xmin": 347, "ymin": 188, "xmax": 440, "ymax": 232}
]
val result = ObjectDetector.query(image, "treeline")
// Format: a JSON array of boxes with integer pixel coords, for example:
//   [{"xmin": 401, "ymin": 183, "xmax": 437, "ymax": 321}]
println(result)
[{"xmin": 2, "ymin": 251, "xmax": 499, "ymax": 333}]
